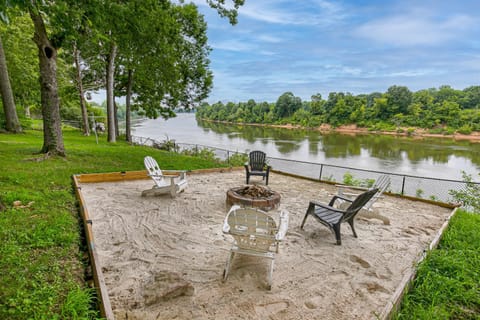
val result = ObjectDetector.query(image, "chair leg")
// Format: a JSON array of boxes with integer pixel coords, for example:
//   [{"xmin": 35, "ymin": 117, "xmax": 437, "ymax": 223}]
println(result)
[
  {"xmin": 222, "ymin": 251, "xmax": 235, "ymax": 282},
  {"xmin": 265, "ymin": 174, "xmax": 269, "ymax": 185},
  {"xmin": 333, "ymin": 224, "xmax": 342, "ymax": 245},
  {"xmin": 347, "ymin": 218, "xmax": 358, "ymax": 238},
  {"xmin": 267, "ymin": 259, "xmax": 274, "ymax": 290},
  {"xmin": 300, "ymin": 204, "xmax": 314, "ymax": 229},
  {"xmin": 300, "ymin": 212, "xmax": 309, "ymax": 229},
  {"xmin": 246, "ymin": 174, "xmax": 249, "ymax": 184}
]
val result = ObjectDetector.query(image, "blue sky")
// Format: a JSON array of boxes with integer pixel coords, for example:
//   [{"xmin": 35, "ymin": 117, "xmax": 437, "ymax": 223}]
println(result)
[{"xmin": 192, "ymin": 0, "xmax": 480, "ymax": 104}]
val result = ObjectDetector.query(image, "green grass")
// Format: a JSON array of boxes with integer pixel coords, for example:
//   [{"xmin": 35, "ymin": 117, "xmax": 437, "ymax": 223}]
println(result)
[
  {"xmin": 394, "ymin": 210, "xmax": 480, "ymax": 319},
  {"xmin": 0, "ymin": 129, "xmax": 226, "ymax": 319}
]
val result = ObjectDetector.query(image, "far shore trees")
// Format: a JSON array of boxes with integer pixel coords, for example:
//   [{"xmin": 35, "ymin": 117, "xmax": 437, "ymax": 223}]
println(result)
[{"xmin": 196, "ymin": 85, "xmax": 480, "ymax": 134}]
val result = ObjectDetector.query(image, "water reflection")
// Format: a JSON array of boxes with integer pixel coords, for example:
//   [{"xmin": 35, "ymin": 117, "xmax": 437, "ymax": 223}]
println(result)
[{"xmin": 132, "ymin": 114, "xmax": 480, "ymax": 180}]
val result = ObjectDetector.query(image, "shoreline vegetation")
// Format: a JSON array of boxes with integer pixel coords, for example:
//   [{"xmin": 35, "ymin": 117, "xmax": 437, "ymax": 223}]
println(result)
[
  {"xmin": 195, "ymin": 87, "xmax": 480, "ymax": 144},
  {"xmin": 199, "ymin": 118, "xmax": 480, "ymax": 142}
]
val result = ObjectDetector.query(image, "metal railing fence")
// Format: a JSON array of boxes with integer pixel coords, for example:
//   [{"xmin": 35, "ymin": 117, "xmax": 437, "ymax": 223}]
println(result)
[{"xmin": 132, "ymin": 135, "xmax": 479, "ymax": 204}]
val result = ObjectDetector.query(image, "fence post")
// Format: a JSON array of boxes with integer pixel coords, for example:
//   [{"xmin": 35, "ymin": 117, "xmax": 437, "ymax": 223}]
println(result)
[
  {"xmin": 401, "ymin": 176, "xmax": 406, "ymax": 195},
  {"xmin": 319, "ymin": 164, "xmax": 323, "ymax": 180},
  {"xmin": 227, "ymin": 151, "xmax": 230, "ymax": 166}
]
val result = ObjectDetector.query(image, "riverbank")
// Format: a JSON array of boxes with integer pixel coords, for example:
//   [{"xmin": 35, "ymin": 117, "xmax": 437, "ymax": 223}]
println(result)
[{"xmin": 199, "ymin": 118, "xmax": 480, "ymax": 142}]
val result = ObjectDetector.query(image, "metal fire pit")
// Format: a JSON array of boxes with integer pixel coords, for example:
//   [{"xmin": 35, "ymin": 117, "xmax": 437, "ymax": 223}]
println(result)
[{"xmin": 226, "ymin": 185, "xmax": 281, "ymax": 211}]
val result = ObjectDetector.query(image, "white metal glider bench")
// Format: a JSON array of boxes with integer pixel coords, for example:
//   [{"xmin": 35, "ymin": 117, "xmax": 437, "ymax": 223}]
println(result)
[
  {"xmin": 141, "ymin": 156, "xmax": 188, "ymax": 197},
  {"xmin": 222, "ymin": 205, "xmax": 289, "ymax": 290}
]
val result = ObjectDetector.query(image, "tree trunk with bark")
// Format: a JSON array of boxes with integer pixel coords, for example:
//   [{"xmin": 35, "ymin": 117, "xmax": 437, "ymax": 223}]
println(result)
[
  {"xmin": 0, "ymin": 34, "xmax": 22, "ymax": 133},
  {"xmin": 74, "ymin": 45, "xmax": 90, "ymax": 136},
  {"xmin": 30, "ymin": 10, "xmax": 65, "ymax": 156},
  {"xmin": 125, "ymin": 68, "xmax": 133, "ymax": 143},
  {"xmin": 106, "ymin": 43, "xmax": 117, "ymax": 143},
  {"xmin": 114, "ymin": 101, "xmax": 119, "ymax": 138}
]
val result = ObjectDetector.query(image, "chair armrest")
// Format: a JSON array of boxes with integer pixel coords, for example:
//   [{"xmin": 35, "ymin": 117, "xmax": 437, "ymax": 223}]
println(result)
[
  {"xmin": 275, "ymin": 210, "xmax": 289, "ymax": 241},
  {"xmin": 335, "ymin": 184, "xmax": 368, "ymax": 191},
  {"xmin": 309, "ymin": 200, "xmax": 346, "ymax": 213},
  {"xmin": 223, "ymin": 205, "xmax": 241, "ymax": 233},
  {"xmin": 327, "ymin": 194, "xmax": 353, "ymax": 206}
]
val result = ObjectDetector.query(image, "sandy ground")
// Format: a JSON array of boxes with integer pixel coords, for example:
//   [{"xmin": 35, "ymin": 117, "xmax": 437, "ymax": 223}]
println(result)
[{"xmin": 78, "ymin": 170, "xmax": 452, "ymax": 320}]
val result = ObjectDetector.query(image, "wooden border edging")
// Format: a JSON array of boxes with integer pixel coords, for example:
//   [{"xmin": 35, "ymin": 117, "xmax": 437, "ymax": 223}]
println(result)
[
  {"xmin": 378, "ymin": 207, "xmax": 459, "ymax": 319},
  {"xmin": 73, "ymin": 175, "xmax": 115, "ymax": 320}
]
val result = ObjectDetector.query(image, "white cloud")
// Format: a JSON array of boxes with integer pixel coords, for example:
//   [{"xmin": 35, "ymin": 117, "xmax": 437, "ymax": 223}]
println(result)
[
  {"xmin": 211, "ymin": 39, "xmax": 254, "ymax": 52},
  {"xmin": 355, "ymin": 13, "xmax": 475, "ymax": 46},
  {"xmin": 237, "ymin": 0, "xmax": 347, "ymax": 26}
]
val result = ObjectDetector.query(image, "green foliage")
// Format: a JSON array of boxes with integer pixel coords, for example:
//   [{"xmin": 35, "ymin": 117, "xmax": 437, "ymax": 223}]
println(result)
[
  {"xmin": 457, "ymin": 124, "xmax": 472, "ymax": 135},
  {"xmin": 416, "ymin": 189, "xmax": 424, "ymax": 198},
  {"xmin": 197, "ymin": 85, "xmax": 480, "ymax": 135},
  {"xmin": 449, "ymin": 171, "xmax": 480, "ymax": 212},
  {"xmin": 228, "ymin": 152, "xmax": 248, "ymax": 167},
  {"xmin": 343, "ymin": 172, "xmax": 361, "ymax": 186},
  {"xmin": 0, "ymin": 130, "xmax": 225, "ymax": 319},
  {"xmin": 395, "ymin": 210, "xmax": 480, "ymax": 319},
  {"xmin": 342, "ymin": 173, "xmax": 375, "ymax": 187}
]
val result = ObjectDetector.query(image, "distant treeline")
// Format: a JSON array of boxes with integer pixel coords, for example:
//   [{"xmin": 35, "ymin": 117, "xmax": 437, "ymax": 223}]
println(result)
[{"xmin": 196, "ymin": 85, "xmax": 480, "ymax": 134}]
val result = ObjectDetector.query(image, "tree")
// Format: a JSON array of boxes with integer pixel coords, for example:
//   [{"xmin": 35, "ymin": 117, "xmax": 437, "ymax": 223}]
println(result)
[
  {"xmin": 73, "ymin": 44, "xmax": 90, "ymax": 136},
  {"xmin": 0, "ymin": 33, "xmax": 21, "ymax": 132},
  {"xmin": 29, "ymin": 5, "xmax": 65, "ymax": 155},
  {"xmin": 275, "ymin": 92, "xmax": 302, "ymax": 119},
  {"xmin": 385, "ymin": 85, "xmax": 412, "ymax": 117},
  {"xmin": 1, "ymin": 12, "xmax": 42, "ymax": 118}
]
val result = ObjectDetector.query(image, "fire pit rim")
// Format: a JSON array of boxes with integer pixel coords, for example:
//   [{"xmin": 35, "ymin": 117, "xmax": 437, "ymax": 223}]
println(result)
[{"xmin": 226, "ymin": 185, "xmax": 281, "ymax": 211}]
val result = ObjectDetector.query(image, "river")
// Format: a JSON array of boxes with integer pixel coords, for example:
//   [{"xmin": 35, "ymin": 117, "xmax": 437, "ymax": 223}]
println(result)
[{"xmin": 132, "ymin": 113, "xmax": 480, "ymax": 181}]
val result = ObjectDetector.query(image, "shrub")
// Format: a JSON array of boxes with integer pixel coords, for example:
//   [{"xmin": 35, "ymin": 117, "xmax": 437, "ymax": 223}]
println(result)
[{"xmin": 449, "ymin": 171, "xmax": 480, "ymax": 212}]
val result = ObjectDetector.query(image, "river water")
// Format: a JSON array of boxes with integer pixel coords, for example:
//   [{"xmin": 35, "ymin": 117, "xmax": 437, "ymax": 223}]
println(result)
[{"xmin": 132, "ymin": 113, "xmax": 480, "ymax": 181}]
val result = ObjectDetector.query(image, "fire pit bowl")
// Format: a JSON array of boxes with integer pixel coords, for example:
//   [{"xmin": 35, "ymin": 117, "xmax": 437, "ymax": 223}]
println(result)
[{"xmin": 226, "ymin": 185, "xmax": 281, "ymax": 211}]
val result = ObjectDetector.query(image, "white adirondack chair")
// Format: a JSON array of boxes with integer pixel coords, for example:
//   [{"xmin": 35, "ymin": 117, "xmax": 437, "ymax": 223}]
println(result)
[
  {"xmin": 222, "ymin": 205, "xmax": 289, "ymax": 290},
  {"xmin": 141, "ymin": 156, "xmax": 188, "ymax": 197}
]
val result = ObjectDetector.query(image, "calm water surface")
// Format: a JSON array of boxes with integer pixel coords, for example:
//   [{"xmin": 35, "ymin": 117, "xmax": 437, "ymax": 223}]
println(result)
[{"xmin": 132, "ymin": 113, "xmax": 480, "ymax": 181}]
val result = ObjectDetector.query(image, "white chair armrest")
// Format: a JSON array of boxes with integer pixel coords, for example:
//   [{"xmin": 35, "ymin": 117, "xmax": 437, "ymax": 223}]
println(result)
[
  {"xmin": 223, "ymin": 205, "xmax": 241, "ymax": 233},
  {"xmin": 275, "ymin": 210, "xmax": 289, "ymax": 241}
]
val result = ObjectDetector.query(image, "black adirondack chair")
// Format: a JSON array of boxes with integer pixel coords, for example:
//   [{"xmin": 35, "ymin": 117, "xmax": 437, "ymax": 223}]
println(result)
[
  {"xmin": 300, "ymin": 188, "xmax": 378, "ymax": 245},
  {"xmin": 244, "ymin": 150, "xmax": 271, "ymax": 185}
]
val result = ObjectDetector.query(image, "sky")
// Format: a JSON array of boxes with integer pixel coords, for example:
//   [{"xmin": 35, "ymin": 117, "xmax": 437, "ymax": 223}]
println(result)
[{"xmin": 190, "ymin": 0, "xmax": 480, "ymax": 104}]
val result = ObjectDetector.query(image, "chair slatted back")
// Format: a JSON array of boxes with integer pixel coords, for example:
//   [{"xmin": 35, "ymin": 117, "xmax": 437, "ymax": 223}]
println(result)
[
  {"xmin": 144, "ymin": 156, "xmax": 165, "ymax": 186},
  {"xmin": 249, "ymin": 151, "xmax": 267, "ymax": 171},
  {"xmin": 227, "ymin": 207, "xmax": 278, "ymax": 252},
  {"xmin": 344, "ymin": 188, "xmax": 379, "ymax": 219},
  {"xmin": 364, "ymin": 175, "xmax": 390, "ymax": 210}
]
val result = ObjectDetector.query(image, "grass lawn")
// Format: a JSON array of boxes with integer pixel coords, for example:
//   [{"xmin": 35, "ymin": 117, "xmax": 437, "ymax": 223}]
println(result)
[
  {"xmin": 0, "ymin": 129, "xmax": 227, "ymax": 319},
  {"xmin": 395, "ymin": 210, "xmax": 480, "ymax": 319},
  {"xmin": 0, "ymin": 129, "xmax": 478, "ymax": 319}
]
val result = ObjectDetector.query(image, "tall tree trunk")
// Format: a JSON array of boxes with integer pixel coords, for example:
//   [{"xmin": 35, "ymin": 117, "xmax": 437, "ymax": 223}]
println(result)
[
  {"xmin": 30, "ymin": 10, "xmax": 65, "ymax": 156},
  {"xmin": 125, "ymin": 68, "xmax": 133, "ymax": 143},
  {"xmin": 73, "ymin": 45, "xmax": 90, "ymax": 136},
  {"xmin": 114, "ymin": 101, "xmax": 119, "ymax": 138},
  {"xmin": 0, "ymin": 34, "xmax": 22, "ymax": 133},
  {"xmin": 106, "ymin": 43, "xmax": 117, "ymax": 142}
]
